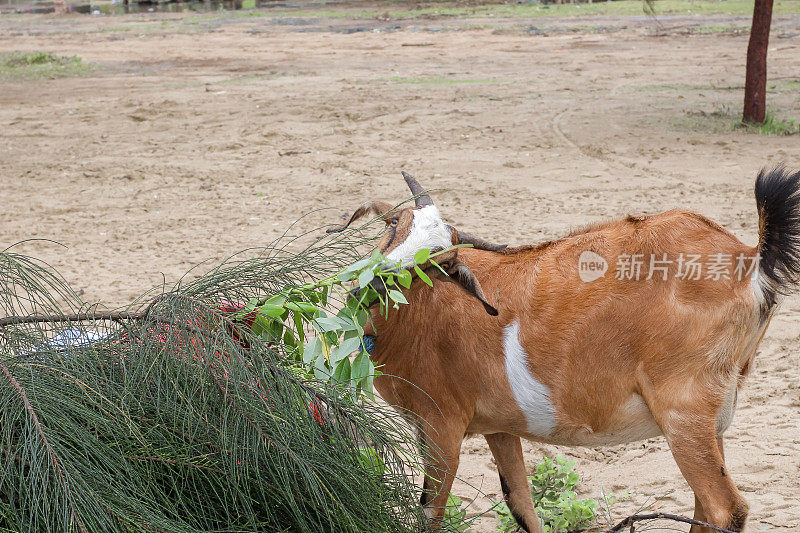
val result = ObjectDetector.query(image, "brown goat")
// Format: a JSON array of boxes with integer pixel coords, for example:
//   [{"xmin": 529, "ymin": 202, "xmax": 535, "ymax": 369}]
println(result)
[{"xmin": 329, "ymin": 168, "xmax": 800, "ymax": 533}]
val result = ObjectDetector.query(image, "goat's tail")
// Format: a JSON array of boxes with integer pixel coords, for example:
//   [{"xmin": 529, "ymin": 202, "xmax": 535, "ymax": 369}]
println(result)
[{"xmin": 754, "ymin": 165, "xmax": 800, "ymax": 306}]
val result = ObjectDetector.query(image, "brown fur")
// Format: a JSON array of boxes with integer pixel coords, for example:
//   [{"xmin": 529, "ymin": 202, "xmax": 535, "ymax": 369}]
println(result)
[{"xmin": 366, "ymin": 208, "xmax": 764, "ymax": 532}]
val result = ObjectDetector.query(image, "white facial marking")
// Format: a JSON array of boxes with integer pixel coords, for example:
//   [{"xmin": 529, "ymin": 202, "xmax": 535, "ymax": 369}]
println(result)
[
  {"xmin": 503, "ymin": 320, "xmax": 556, "ymax": 437},
  {"xmin": 386, "ymin": 205, "xmax": 452, "ymax": 267}
]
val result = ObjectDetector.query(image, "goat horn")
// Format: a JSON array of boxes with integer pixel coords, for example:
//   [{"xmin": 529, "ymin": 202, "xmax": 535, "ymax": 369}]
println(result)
[
  {"xmin": 401, "ymin": 171, "xmax": 434, "ymax": 208},
  {"xmin": 457, "ymin": 230, "xmax": 508, "ymax": 252}
]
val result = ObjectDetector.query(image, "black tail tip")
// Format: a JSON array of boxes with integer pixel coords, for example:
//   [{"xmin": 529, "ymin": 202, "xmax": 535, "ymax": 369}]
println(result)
[{"xmin": 754, "ymin": 164, "xmax": 800, "ymax": 302}]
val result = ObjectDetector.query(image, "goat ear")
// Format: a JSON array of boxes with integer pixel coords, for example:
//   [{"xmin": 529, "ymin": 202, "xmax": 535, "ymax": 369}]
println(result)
[
  {"xmin": 327, "ymin": 201, "xmax": 395, "ymax": 233},
  {"xmin": 434, "ymin": 260, "xmax": 498, "ymax": 316}
]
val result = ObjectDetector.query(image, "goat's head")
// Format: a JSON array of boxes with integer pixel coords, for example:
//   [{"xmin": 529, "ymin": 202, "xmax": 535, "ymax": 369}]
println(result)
[{"xmin": 327, "ymin": 171, "xmax": 505, "ymax": 316}]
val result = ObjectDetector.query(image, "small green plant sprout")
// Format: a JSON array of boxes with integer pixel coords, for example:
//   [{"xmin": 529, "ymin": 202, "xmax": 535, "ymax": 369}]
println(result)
[
  {"xmin": 495, "ymin": 455, "xmax": 603, "ymax": 533},
  {"xmin": 244, "ymin": 245, "xmax": 464, "ymax": 398},
  {"xmin": 443, "ymin": 494, "xmax": 472, "ymax": 532},
  {"xmin": 495, "ymin": 500, "xmax": 518, "ymax": 532},
  {"xmin": 596, "ymin": 489, "xmax": 632, "ymax": 529}
]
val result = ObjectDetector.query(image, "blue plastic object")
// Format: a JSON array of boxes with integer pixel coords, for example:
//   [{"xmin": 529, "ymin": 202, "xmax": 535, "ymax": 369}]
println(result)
[{"xmin": 361, "ymin": 335, "xmax": 376, "ymax": 355}]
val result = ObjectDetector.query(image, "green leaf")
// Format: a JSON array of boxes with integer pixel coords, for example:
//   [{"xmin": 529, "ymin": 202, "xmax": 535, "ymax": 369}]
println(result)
[
  {"xmin": 258, "ymin": 303, "xmax": 285, "ymax": 318},
  {"xmin": 341, "ymin": 335, "xmax": 364, "ymax": 356},
  {"xmin": 337, "ymin": 270, "xmax": 355, "ymax": 283},
  {"xmin": 312, "ymin": 317, "xmax": 344, "ymax": 333},
  {"xmin": 337, "ymin": 257, "xmax": 374, "ymax": 282},
  {"xmin": 319, "ymin": 285, "xmax": 329, "ymax": 306},
  {"xmin": 361, "ymin": 371, "xmax": 375, "ymax": 399},
  {"xmin": 283, "ymin": 328, "xmax": 296, "ymax": 347},
  {"xmin": 298, "ymin": 302, "xmax": 319, "ymax": 314},
  {"xmin": 293, "ymin": 311, "xmax": 305, "ymax": 344},
  {"xmin": 332, "ymin": 358, "xmax": 351, "ymax": 384},
  {"xmin": 351, "ymin": 350, "xmax": 371, "ymax": 381},
  {"xmin": 329, "ymin": 336, "xmax": 362, "ymax": 364},
  {"xmin": 358, "ymin": 286, "xmax": 378, "ymax": 307},
  {"xmin": 305, "ymin": 291, "xmax": 320, "ymax": 304},
  {"xmin": 413, "ymin": 248, "xmax": 430, "ymax": 264},
  {"xmin": 267, "ymin": 319, "xmax": 284, "ymax": 341},
  {"xmin": 264, "ymin": 293, "xmax": 286, "ymax": 306},
  {"xmin": 336, "ymin": 306, "xmax": 355, "ymax": 319},
  {"xmin": 285, "ymin": 301, "xmax": 318, "ymax": 315},
  {"xmin": 335, "ymin": 316, "xmax": 359, "ymax": 332},
  {"xmin": 387, "ymin": 290, "xmax": 408, "ymax": 305},
  {"xmin": 429, "ymin": 258, "xmax": 447, "ymax": 275},
  {"xmin": 302, "ymin": 337, "xmax": 322, "ymax": 365},
  {"xmin": 355, "ymin": 309, "xmax": 369, "ymax": 329},
  {"xmin": 414, "ymin": 265, "xmax": 433, "ymax": 287},
  {"xmin": 350, "ymin": 256, "xmax": 375, "ymax": 271},
  {"xmin": 357, "ymin": 268, "xmax": 375, "ymax": 288},
  {"xmin": 397, "ymin": 269, "xmax": 413, "ymax": 289},
  {"xmin": 251, "ymin": 314, "xmax": 272, "ymax": 338},
  {"xmin": 312, "ymin": 316, "xmax": 359, "ymax": 333},
  {"xmin": 314, "ymin": 352, "xmax": 330, "ymax": 380}
]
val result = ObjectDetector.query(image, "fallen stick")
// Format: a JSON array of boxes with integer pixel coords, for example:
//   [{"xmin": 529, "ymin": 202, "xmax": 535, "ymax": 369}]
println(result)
[{"xmin": 608, "ymin": 513, "xmax": 737, "ymax": 533}]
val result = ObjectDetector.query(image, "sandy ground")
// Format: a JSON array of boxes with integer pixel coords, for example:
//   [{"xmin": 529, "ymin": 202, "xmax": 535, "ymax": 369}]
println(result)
[{"xmin": 1, "ymin": 7, "xmax": 800, "ymax": 532}]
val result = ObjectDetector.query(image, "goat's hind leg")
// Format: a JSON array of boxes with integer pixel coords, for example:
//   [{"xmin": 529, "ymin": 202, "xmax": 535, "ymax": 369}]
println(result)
[
  {"xmin": 647, "ymin": 387, "xmax": 748, "ymax": 533},
  {"xmin": 691, "ymin": 436, "xmax": 728, "ymax": 530},
  {"xmin": 668, "ymin": 428, "xmax": 746, "ymax": 532},
  {"xmin": 485, "ymin": 433, "xmax": 543, "ymax": 533}
]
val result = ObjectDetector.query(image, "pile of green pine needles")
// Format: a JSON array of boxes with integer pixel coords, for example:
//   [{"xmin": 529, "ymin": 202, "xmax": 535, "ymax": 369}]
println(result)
[{"xmin": 0, "ymin": 225, "xmax": 438, "ymax": 533}]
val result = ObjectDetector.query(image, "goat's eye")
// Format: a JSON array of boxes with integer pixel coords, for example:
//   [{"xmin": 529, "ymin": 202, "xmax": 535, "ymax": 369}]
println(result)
[{"xmin": 390, "ymin": 219, "xmax": 398, "ymax": 226}]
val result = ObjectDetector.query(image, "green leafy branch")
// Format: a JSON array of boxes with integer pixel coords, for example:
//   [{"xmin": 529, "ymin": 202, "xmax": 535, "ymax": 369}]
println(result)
[{"xmin": 243, "ymin": 245, "xmax": 470, "ymax": 398}]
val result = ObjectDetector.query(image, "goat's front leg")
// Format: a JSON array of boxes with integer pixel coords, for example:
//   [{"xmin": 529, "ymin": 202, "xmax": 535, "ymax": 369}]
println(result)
[
  {"xmin": 485, "ymin": 432, "xmax": 543, "ymax": 533},
  {"xmin": 418, "ymin": 420, "xmax": 465, "ymax": 527}
]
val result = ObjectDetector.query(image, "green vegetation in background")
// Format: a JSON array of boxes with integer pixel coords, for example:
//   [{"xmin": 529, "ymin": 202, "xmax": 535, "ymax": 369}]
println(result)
[
  {"xmin": 384, "ymin": 76, "xmax": 499, "ymax": 85},
  {"xmin": 735, "ymin": 112, "xmax": 799, "ymax": 135},
  {"xmin": 672, "ymin": 105, "xmax": 799, "ymax": 135},
  {"xmin": 632, "ymin": 81, "xmax": 798, "ymax": 135},
  {"xmin": 0, "ymin": 51, "xmax": 93, "ymax": 81},
  {"xmin": 273, "ymin": 0, "xmax": 800, "ymax": 21}
]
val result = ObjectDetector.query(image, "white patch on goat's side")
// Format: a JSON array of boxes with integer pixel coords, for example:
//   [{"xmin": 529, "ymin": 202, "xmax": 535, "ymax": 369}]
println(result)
[
  {"xmin": 503, "ymin": 320, "xmax": 556, "ymax": 437},
  {"xmin": 385, "ymin": 205, "xmax": 453, "ymax": 267}
]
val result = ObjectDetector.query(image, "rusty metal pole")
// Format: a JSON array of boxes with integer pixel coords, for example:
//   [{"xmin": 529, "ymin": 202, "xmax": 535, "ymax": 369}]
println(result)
[{"xmin": 743, "ymin": 0, "xmax": 774, "ymax": 123}]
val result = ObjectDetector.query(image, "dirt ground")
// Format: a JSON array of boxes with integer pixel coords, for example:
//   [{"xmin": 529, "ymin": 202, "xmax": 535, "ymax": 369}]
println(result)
[{"xmin": 1, "ymin": 6, "xmax": 799, "ymax": 531}]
